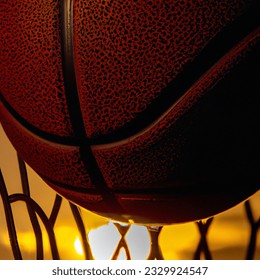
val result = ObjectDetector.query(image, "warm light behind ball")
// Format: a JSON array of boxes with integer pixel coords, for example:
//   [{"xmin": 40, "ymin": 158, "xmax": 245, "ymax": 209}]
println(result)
[{"xmin": 0, "ymin": 0, "xmax": 259, "ymax": 224}]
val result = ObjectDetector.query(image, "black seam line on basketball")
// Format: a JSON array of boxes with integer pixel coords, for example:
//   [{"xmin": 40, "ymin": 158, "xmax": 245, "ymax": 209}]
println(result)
[
  {"xmin": 42, "ymin": 173, "xmax": 252, "ymax": 195},
  {"xmin": 41, "ymin": 173, "xmax": 260, "ymax": 196},
  {"xmin": 60, "ymin": 0, "xmax": 107, "ymax": 188},
  {"xmin": 91, "ymin": 1, "xmax": 260, "ymax": 145},
  {"xmin": 61, "ymin": 0, "xmax": 86, "ymax": 139},
  {"xmin": 0, "ymin": 93, "xmax": 78, "ymax": 146},
  {"xmin": 41, "ymin": 175, "xmax": 102, "ymax": 195},
  {"xmin": 60, "ymin": 0, "xmax": 122, "ymax": 208}
]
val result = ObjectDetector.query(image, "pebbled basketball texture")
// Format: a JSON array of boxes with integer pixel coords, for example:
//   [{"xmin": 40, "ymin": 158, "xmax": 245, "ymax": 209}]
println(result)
[{"xmin": 0, "ymin": 0, "xmax": 259, "ymax": 224}]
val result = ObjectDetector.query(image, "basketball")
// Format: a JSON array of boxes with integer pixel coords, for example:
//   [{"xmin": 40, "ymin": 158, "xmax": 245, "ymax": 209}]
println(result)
[{"xmin": 0, "ymin": 0, "xmax": 259, "ymax": 224}]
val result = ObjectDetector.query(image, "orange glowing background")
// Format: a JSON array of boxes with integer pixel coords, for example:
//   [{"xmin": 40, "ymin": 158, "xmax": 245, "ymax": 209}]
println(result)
[{"xmin": 1, "ymin": 124, "xmax": 259, "ymax": 260}]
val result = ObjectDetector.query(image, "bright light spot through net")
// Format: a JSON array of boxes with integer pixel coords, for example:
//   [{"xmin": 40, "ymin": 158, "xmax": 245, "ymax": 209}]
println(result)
[{"xmin": 74, "ymin": 237, "xmax": 84, "ymax": 256}]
